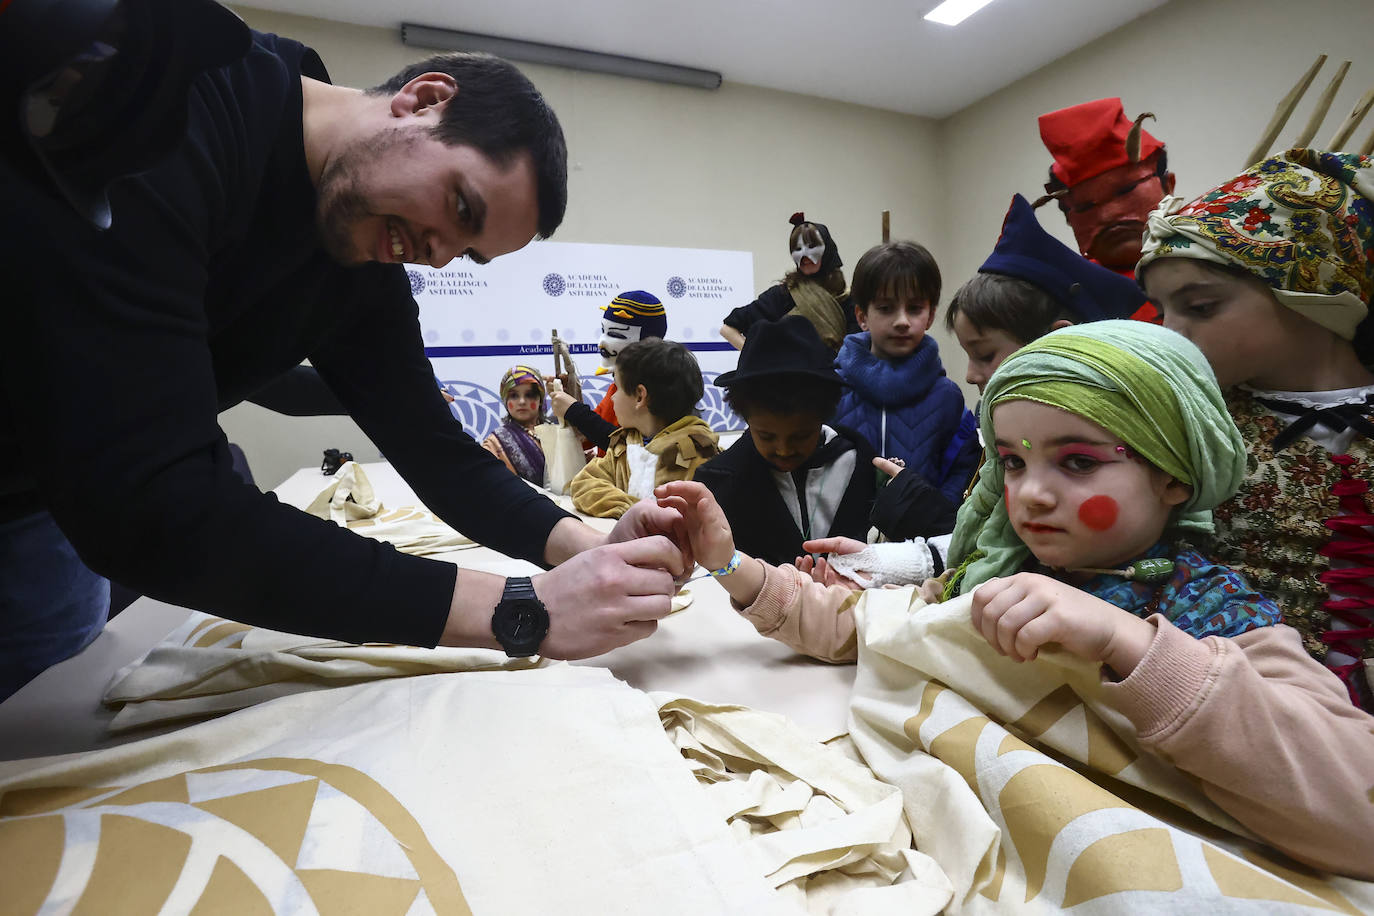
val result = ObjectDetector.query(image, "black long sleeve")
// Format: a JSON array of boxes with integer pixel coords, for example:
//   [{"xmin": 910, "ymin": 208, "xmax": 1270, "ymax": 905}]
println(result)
[
  {"xmin": 562, "ymin": 401, "xmax": 616, "ymax": 450},
  {"xmin": 0, "ymin": 32, "xmax": 572, "ymax": 648},
  {"xmin": 246, "ymin": 365, "xmax": 347, "ymax": 416}
]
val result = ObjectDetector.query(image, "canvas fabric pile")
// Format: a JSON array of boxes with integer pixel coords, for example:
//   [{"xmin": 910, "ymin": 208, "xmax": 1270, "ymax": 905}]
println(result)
[
  {"xmin": 847, "ymin": 588, "xmax": 1374, "ymax": 914},
  {"xmin": 1, "ymin": 667, "xmax": 809, "ymax": 915},
  {"xmin": 101, "ymin": 612, "xmax": 540, "ymax": 731},
  {"xmin": 305, "ymin": 461, "xmax": 476, "ymax": 556}
]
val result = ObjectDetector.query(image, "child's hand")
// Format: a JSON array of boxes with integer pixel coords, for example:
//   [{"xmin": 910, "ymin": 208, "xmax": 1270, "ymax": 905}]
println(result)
[
  {"xmin": 548, "ymin": 384, "xmax": 577, "ymax": 420},
  {"xmin": 970, "ymin": 572, "xmax": 1153, "ymax": 674},
  {"xmin": 794, "ymin": 554, "xmax": 864, "ymax": 590},
  {"xmin": 654, "ymin": 481, "xmax": 735, "ymax": 572},
  {"xmin": 872, "ymin": 456, "xmax": 906, "ymax": 479}
]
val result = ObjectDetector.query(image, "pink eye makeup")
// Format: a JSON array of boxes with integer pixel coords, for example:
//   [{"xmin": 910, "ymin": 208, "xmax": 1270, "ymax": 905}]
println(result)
[{"xmin": 1052, "ymin": 443, "xmax": 1118, "ymax": 464}]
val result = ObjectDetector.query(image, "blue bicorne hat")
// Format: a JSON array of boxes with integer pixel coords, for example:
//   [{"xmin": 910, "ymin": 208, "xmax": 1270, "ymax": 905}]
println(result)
[{"xmin": 979, "ymin": 194, "xmax": 1146, "ymax": 322}]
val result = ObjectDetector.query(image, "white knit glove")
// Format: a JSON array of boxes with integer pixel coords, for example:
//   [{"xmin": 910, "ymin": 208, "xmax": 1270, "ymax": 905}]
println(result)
[{"xmin": 827, "ymin": 539, "xmax": 935, "ymax": 588}]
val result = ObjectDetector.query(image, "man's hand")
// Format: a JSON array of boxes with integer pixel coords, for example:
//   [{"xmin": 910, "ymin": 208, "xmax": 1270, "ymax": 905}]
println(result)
[
  {"xmin": 609, "ymin": 498, "xmax": 694, "ymax": 573},
  {"xmin": 654, "ymin": 481, "xmax": 734, "ymax": 572},
  {"xmin": 532, "ymin": 536, "xmax": 684, "ymax": 659},
  {"xmin": 970, "ymin": 572, "xmax": 1153, "ymax": 674}
]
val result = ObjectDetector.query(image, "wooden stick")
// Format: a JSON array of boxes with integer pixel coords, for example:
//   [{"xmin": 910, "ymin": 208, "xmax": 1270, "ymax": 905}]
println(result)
[
  {"xmin": 881, "ymin": 210, "xmax": 890, "ymax": 244},
  {"xmin": 1293, "ymin": 60, "xmax": 1350, "ymax": 147},
  {"xmin": 1245, "ymin": 53, "xmax": 1326, "ymax": 168},
  {"xmin": 1360, "ymin": 121, "xmax": 1374, "ymax": 157},
  {"xmin": 1328, "ymin": 86, "xmax": 1374, "ymax": 150}
]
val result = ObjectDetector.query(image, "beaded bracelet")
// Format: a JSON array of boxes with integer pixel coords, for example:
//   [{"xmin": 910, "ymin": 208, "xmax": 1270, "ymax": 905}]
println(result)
[{"xmin": 708, "ymin": 550, "xmax": 743, "ymax": 578}]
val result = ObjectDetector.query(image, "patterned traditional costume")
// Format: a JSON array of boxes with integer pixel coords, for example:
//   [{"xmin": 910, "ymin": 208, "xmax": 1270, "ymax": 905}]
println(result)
[{"xmin": 1139, "ymin": 148, "xmax": 1374, "ymax": 708}]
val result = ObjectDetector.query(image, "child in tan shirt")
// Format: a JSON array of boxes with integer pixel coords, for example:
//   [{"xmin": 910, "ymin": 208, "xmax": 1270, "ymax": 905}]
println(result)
[{"xmin": 571, "ymin": 339, "xmax": 719, "ymax": 519}]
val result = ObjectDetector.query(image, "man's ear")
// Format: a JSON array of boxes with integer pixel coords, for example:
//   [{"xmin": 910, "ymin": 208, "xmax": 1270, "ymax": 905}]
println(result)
[
  {"xmin": 390, "ymin": 72, "xmax": 458, "ymax": 118},
  {"xmin": 1049, "ymin": 319, "xmax": 1074, "ymax": 331},
  {"xmin": 1162, "ymin": 171, "xmax": 1177, "ymax": 196},
  {"xmin": 855, "ymin": 304, "xmax": 868, "ymax": 331},
  {"xmin": 634, "ymin": 384, "xmax": 650, "ymax": 409}
]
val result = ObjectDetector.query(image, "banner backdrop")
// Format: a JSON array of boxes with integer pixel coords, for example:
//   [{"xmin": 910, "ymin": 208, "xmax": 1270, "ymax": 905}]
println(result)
[{"xmin": 409, "ymin": 240, "xmax": 755, "ymax": 443}]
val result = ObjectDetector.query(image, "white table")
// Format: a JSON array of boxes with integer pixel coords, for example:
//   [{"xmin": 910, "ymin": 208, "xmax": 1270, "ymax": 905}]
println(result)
[{"xmin": 0, "ymin": 463, "xmax": 855, "ymax": 761}]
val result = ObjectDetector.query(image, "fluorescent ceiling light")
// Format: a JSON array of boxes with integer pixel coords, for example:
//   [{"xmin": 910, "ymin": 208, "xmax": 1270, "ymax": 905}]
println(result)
[
  {"xmin": 923, "ymin": 0, "xmax": 998, "ymax": 26},
  {"xmin": 401, "ymin": 24, "xmax": 722, "ymax": 90}
]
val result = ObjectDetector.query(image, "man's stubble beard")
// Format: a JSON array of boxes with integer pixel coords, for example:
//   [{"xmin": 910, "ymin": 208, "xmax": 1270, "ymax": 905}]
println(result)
[{"xmin": 314, "ymin": 127, "xmax": 422, "ymax": 265}]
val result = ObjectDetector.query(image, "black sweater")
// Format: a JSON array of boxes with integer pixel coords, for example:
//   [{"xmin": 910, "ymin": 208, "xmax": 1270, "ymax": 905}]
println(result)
[{"xmin": 0, "ymin": 32, "xmax": 570, "ymax": 647}]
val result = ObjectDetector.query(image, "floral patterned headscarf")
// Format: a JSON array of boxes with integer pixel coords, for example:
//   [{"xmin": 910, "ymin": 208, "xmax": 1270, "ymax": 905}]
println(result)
[{"xmin": 1137, "ymin": 149, "xmax": 1374, "ymax": 340}]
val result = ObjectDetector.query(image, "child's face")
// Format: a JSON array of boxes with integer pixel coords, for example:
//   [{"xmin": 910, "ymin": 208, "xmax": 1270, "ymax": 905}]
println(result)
[
  {"xmin": 611, "ymin": 368, "xmax": 651, "ymax": 435},
  {"xmin": 505, "ymin": 382, "xmax": 542, "ymax": 425},
  {"xmin": 1143, "ymin": 259, "xmax": 1317, "ymax": 389},
  {"xmin": 952, "ymin": 312, "xmax": 1026, "ymax": 394},
  {"xmin": 858, "ymin": 292, "xmax": 934, "ymax": 361},
  {"xmin": 992, "ymin": 399, "xmax": 1190, "ymax": 572},
  {"xmin": 747, "ymin": 409, "xmax": 824, "ymax": 474}
]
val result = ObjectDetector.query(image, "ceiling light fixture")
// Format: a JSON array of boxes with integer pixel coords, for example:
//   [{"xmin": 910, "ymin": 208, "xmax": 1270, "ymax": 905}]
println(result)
[
  {"xmin": 923, "ymin": 0, "xmax": 998, "ymax": 26},
  {"xmin": 401, "ymin": 24, "xmax": 723, "ymax": 90}
]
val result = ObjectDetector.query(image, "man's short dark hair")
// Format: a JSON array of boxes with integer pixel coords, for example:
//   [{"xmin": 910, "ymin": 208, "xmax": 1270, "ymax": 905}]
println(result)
[
  {"xmin": 851, "ymin": 241, "xmax": 942, "ymax": 314},
  {"xmin": 372, "ymin": 53, "xmax": 567, "ymax": 239},
  {"xmin": 724, "ymin": 375, "xmax": 842, "ymax": 422},
  {"xmin": 945, "ymin": 272, "xmax": 1074, "ymax": 344},
  {"xmin": 616, "ymin": 339, "xmax": 704, "ymax": 423}
]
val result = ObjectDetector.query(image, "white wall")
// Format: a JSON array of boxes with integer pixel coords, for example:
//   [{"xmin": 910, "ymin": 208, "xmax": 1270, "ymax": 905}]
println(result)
[
  {"xmin": 224, "ymin": 0, "xmax": 1374, "ymax": 487},
  {"xmin": 938, "ymin": 0, "xmax": 1374, "ymax": 399},
  {"xmin": 221, "ymin": 6, "xmax": 945, "ymax": 488}
]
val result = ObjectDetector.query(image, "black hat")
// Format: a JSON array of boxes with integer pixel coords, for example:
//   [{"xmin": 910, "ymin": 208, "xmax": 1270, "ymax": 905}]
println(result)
[{"xmin": 714, "ymin": 315, "xmax": 842, "ymax": 387}]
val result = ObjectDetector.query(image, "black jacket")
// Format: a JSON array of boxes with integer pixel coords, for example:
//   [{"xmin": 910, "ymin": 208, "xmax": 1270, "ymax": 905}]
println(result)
[
  {"xmin": 1, "ymin": 32, "xmax": 571, "ymax": 647},
  {"xmin": 695, "ymin": 426, "xmax": 877, "ymax": 567}
]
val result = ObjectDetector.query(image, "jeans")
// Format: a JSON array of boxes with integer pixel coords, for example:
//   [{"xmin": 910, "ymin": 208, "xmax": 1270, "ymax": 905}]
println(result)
[{"xmin": 0, "ymin": 510, "xmax": 109, "ymax": 701}]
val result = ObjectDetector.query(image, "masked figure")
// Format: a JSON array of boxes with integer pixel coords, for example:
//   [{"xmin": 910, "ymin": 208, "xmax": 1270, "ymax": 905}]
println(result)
[{"xmin": 720, "ymin": 212, "xmax": 856, "ymax": 353}]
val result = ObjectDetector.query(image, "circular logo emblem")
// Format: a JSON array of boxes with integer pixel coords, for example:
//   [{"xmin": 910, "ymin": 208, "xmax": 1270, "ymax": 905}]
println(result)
[
  {"xmin": 542, "ymin": 273, "xmax": 566, "ymax": 297},
  {"xmin": 406, "ymin": 269, "xmax": 426, "ymax": 295},
  {"xmin": 666, "ymin": 276, "xmax": 687, "ymax": 299}
]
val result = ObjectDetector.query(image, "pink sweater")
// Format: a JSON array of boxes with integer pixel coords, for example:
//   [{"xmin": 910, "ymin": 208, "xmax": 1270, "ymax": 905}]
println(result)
[{"xmin": 738, "ymin": 562, "xmax": 1374, "ymax": 879}]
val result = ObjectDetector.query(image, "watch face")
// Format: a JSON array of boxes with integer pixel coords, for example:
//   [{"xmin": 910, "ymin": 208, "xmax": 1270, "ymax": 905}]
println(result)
[{"xmin": 493, "ymin": 597, "xmax": 548, "ymax": 656}]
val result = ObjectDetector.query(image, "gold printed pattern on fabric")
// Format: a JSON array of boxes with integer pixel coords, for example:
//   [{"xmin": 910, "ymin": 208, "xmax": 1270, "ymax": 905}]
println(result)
[
  {"xmin": 0, "ymin": 757, "xmax": 471, "ymax": 915},
  {"xmin": 865, "ymin": 592, "xmax": 1374, "ymax": 912}
]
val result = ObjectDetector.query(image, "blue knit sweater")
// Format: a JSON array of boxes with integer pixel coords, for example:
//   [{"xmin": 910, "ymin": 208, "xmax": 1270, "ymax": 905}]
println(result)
[{"xmin": 834, "ymin": 333, "xmax": 977, "ymax": 503}]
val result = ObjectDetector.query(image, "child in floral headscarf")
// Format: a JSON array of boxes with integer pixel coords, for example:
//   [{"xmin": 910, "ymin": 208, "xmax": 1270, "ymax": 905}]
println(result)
[
  {"xmin": 481, "ymin": 366, "xmax": 549, "ymax": 485},
  {"xmin": 1138, "ymin": 148, "xmax": 1374, "ymax": 710}
]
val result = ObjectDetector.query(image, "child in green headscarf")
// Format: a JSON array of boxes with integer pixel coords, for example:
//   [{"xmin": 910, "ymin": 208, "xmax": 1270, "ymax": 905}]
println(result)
[
  {"xmin": 1138, "ymin": 148, "xmax": 1374, "ymax": 710},
  {"xmin": 665, "ymin": 320, "xmax": 1280, "ymax": 664}
]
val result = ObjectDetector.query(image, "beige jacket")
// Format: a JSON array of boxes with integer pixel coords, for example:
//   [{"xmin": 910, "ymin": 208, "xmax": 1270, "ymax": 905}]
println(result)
[
  {"xmin": 738, "ymin": 561, "xmax": 1374, "ymax": 879},
  {"xmin": 570, "ymin": 416, "xmax": 720, "ymax": 518}
]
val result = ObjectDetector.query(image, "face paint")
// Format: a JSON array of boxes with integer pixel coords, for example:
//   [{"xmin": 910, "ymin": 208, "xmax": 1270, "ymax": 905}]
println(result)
[
  {"xmin": 598, "ymin": 319, "xmax": 643, "ymax": 369},
  {"xmin": 791, "ymin": 241, "xmax": 825, "ymax": 268},
  {"xmin": 1021, "ymin": 438, "xmax": 1032, "ymax": 450},
  {"xmin": 1077, "ymin": 494, "xmax": 1120, "ymax": 531}
]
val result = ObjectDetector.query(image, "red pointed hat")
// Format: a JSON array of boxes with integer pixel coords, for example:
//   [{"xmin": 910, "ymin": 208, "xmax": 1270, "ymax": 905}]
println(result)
[{"xmin": 1038, "ymin": 97, "xmax": 1163, "ymax": 187}]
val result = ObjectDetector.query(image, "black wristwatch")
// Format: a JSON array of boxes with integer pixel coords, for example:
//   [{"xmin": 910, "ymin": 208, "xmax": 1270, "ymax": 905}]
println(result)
[{"xmin": 491, "ymin": 576, "xmax": 549, "ymax": 657}]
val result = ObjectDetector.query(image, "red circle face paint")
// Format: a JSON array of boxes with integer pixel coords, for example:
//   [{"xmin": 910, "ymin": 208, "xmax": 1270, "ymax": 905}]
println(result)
[{"xmin": 1077, "ymin": 494, "xmax": 1119, "ymax": 531}]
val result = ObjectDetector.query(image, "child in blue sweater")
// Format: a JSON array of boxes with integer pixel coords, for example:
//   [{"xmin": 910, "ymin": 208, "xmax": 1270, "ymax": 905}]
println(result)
[{"xmin": 834, "ymin": 241, "xmax": 979, "ymax": 505}]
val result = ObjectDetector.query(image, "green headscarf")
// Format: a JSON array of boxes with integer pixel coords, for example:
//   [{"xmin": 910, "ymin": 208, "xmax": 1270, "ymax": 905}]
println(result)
[{"xmin": 946, "ymin": 320, "xmax": 1245, "ymax": 594}]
